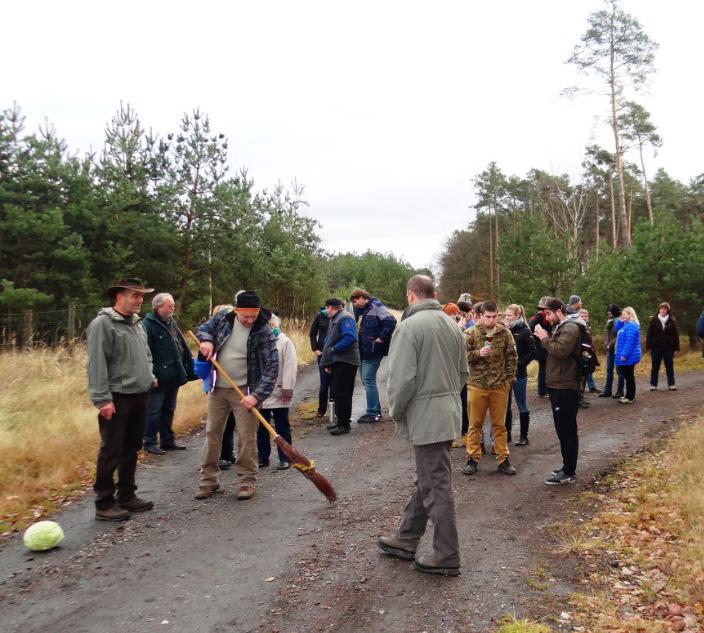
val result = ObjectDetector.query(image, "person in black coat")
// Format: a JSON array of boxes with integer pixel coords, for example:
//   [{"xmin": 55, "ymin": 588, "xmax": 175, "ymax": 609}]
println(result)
[
  {"xmin": 504, "ymin": 304, "xmax": 536, "ymax": 445},
  {"xmin": 646, "ymin": 301, "xmax": 680, "ymax": 391},
  {"xmin": 309, "ymin": 307, "xmax": 331, "ymax": 416},
  {"xmin": 529, "ymin": 297, "xmax": 553, "ymax": 398}
]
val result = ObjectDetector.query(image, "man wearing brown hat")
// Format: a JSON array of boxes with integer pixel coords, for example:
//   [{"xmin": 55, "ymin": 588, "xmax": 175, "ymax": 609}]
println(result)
[
  {"xmin": 86, "ymin": 278, "xmax": 157, "ymax": 521},
  {"xmin": 195, "ymin": 291, "xmax": 279, "ymax": 500}
]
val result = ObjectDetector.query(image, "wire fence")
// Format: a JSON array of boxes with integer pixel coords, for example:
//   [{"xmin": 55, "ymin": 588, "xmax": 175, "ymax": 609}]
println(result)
[{"xmin": 0, "ymin": 304, "xmax": 96, "ymax": 350}]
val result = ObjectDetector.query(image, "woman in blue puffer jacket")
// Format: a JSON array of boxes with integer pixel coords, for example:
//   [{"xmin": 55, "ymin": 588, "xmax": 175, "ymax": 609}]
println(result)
[{"xmin": 614, "ymin": 306, "xmax": 642, "ymax": 404}]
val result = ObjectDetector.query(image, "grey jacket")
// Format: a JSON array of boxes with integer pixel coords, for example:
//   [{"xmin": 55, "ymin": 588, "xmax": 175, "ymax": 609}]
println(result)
[
  {"xmin": 387, "ymin": 300, "xmax": 469, "ymax": 445},
  {"xmin": 86, "ymin": 308, "xmax": 155, "ymax": 407}
]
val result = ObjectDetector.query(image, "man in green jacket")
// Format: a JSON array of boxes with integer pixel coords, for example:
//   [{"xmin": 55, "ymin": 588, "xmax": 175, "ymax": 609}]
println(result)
[
  {"xmin": 142, "ymin": 292, "xmax": 196, "ymax": 454},
  {"xmin": 87, "ymin": 278, "xmax": 157, "ymax": 521},
  {"xmin": 377, "ymin": 275, "xmax": 469, "ymax": 577}
]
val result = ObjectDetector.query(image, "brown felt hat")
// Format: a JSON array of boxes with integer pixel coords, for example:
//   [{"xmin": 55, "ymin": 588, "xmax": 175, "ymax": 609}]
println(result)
[{"xmin": 107, "ymin": 277, "xmax": 155, "ymax": 299}]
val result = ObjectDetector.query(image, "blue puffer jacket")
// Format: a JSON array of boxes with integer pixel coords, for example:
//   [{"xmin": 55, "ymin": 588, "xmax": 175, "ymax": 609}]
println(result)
[
  {"xmin": 354, "ymin": 298, "xmax": 397, "ymax": 360},
  {"xmin": 614, "ymin": 319, "xmax": 642, "ymax": 366}
]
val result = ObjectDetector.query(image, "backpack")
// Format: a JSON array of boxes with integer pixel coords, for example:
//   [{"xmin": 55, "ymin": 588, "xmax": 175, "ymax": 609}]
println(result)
[{"xmin": 572, "ymin": 322, "xmax": 599, "ymax": 377}]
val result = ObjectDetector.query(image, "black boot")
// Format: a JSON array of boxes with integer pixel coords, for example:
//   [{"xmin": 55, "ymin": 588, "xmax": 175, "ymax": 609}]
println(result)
[
  {"xmin": 515, "ymin": 411, "xmax": 530, "ymax": 446},
  {"xmin": 329, "ymin": 421, "xmax": 350, "ymax": 435},
  {"xmin": 505, "ymin": 408, "xmax": 512, "ymax": 444},
  {"xmin": 326, "ymin": 419, "xmax": 338, "ymax": 431}
]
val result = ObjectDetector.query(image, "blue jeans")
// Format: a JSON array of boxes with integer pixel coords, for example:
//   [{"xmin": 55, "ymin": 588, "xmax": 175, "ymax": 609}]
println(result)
[
  {"xmin": 508, "ymin": 377, "xmax": 529, "ymax": 414},
  {"xmin": 317, "ymin": 356, "xmax": 331, "ymax": 413},
  {"xmin": 257, "ymin": 408, "xmax": 292, "ymax": 464},
  {"xmin": 602, "ymin": 350, "xmax": 624, "ymax": 396},
  {"xmin": 650, "ymin": 349, "xmax": 675, "ymax": 387},
  {"xmin": 586, "ymin": 373, "xmax": 597, "ymax": 391},
  {"xmin": 360, "ymin": 357, "xmax": 382, "ymax": 416},
  {"xmin": 143, "ymin": 383, "xmax": 179, "ymax": 448}
]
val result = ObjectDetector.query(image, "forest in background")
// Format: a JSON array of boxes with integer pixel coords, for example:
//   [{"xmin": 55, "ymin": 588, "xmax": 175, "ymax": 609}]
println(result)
[{"xmin": 438, "ymin": 0, "xmax": 704, "ymax": 343}]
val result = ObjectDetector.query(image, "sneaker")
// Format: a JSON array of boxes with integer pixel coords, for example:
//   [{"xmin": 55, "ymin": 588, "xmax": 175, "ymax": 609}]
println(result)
[
  {"xmin": 552, "ymin": 466, "xmax": 564, "ymax": 475},
  {"xmin": 462, "ymin": 458, "xmax": 478, "ymax": 476},
  {"xmin": 497, "ymin": 459, "xmax": 517, "ymax": 475},
  {"xmin": 598, "ymin": 392, "xmax": 612, "ymax": 398},
  {"xmin": 612, "ymin": 393, "xmax": 624, "ymax": 399},
  {"xmin": 588, "ymin": 387, "xmax": 601, "ymax": 394},
  {"xmin": 514, "ymin": 437, "xmax": 529, "ymax": 446},
  {"xmin": 618, "ymin": 397, "xmax": 633, "ymax": 404},
  {"xmin": 95, "ymin": 504, "xmax": 131, "ymax": 521},
  {"xmin": 357, "ymin": 414, "xmax": 381, "ymax": 424},
  {"xmin": 545, "ymin": 471, "xmax": 576, "ymax": 485},
  {"xmin": 162, "ymin": 443, "xmax": 187, "ymax": 450},
  {"xmin": 377, "ymin": 535, "xmax": 417, "ymax": 561},
  {"xmin": 649, "ymin": 385, "xmax": 657, "ymax": 391},
  {"xmin": 329, "ymin": 423, "xmax": 350, "ymax": 435},
  {"xmin": 277, "ymin": 461, "xmax": 291, "ymax": 470},
  {"xmin": 259, "ymin": 459, "xmax": 270, "ymax": 468},
  {"xmin": 668, "ymin": 385, "xmax": 677, "ymax": 391},
  {"xmin": 117, "ymin": 496, "xmax": 154, "ymax": 512}
]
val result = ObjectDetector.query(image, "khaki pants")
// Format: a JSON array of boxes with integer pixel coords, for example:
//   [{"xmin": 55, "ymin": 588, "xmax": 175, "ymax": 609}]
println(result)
[
  {"xmin": 200, "ymin": 387, "xmax": 259, "ymax": 489},
  {"xmin": 467, "ymin": 384, "xmax": 510, "ymax": 464}
]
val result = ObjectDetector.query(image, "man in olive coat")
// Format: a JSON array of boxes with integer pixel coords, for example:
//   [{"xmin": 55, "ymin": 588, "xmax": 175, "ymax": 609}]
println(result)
[
  {"xmin": 377, "ymin": 275, "xmax": 469, "ymax": 576},
  {"xmin": 142, "ymin": 292, "xmax": 196, "ymax": 454}
]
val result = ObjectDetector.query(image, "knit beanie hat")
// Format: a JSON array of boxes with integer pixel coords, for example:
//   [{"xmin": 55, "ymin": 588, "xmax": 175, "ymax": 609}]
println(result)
[
  {"xmin": 235, "ymin": 291, "xmax": 261, "ymax": 311},
  {"xmin": 457, "ymin": 293, "xmax": 472, "ymax": 305}
]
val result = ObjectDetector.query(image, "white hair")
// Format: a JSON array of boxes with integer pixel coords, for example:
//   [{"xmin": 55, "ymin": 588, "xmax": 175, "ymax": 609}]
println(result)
[
  {"xmin": 152, "ymin": 292, "xmax": 174, "ymax": 309},
  {"xmin": 269, "ymin": 313, "xmax": 281, "ymax": 328}
]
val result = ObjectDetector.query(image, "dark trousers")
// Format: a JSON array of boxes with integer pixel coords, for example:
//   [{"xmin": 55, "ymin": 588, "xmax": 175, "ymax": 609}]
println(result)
[
  {"xmin": 460, "ymin": 383, "xmax": 469, "ymax": 436},
  {"xmin": 257, "ymin": 408, "xmax": 293, "ymax": 463},
  {"xmin": 331, "ymin": 362, "xmax": 357, "ymax": 424},
  {"xmin": 602, "ymin": 350, "xmax": 624, "ymax": 396},
  {"xmin": 220, "ymin": 412, "xmax": 236, "ymax": 461},
  {"xmin": 143, "ymin": 383, "xmax": 179, "ymax": 448},
  {"xmin": 94, "ymin": 392, "xmax": 149, "ymax": 509},
  {"xmin": 317, "ymin": 357, "xmax": 332, "ymax": 413},
  {"xmin": 620, "ymin": 364, "xmax": 637, "ymax": 400},
  {"xmin": 537, "ymin": 359, "xmax": 548, "ymax": 396},
  {"xmin": 650, "ymin": 349, "xmax": 675, "ymax": 387},
  {"xmin": 398, "ymin": 441, "xmax": 459, "ymax": 566},
  {"xmin": 548, "ymin": 389, "xmax": 579, "ymax": 477}
]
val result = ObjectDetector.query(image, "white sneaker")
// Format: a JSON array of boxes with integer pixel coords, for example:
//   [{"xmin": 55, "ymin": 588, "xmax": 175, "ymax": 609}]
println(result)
[
  {"xmin": 649, "ymin": 385, "xmax": 657, "ymax": 391},
  {"xmin": 668, "ymin": 386, "xmax": 677, "ymax": 391},
  {"xmin": 618, "ymin": 397, "xmax": 633, "ymax": 404}
]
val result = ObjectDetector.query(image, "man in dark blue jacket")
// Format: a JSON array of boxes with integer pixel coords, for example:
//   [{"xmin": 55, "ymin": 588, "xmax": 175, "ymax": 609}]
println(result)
[
  {"xmin": 142, "ymin": 293, "xmax": 196, "ymax": 454},
  {"xmin": 350, "ymin": 289, "xmax": 397, "ymax": 423},
  {"xmin": 321, "ymin": 298, "xmax": 360, "ymax": 435}
]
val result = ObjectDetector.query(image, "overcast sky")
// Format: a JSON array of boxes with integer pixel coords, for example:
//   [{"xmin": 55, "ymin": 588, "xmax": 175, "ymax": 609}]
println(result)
[{"xmin": 3, "ymin": 1, "xmax": 702, "ymax": 270}]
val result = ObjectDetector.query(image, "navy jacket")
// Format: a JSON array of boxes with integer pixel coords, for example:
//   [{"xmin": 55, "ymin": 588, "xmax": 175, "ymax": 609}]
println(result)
[{"xmin": 354, "ymin": 297, "xmax": 397, "ymax": 360}]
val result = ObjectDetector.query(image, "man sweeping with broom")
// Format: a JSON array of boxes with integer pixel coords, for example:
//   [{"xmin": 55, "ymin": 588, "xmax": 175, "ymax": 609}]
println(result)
[
  {"xmin": 195, "ymin": 291, "xmax": 279, "ymax": 501},
  {"xmin": 378, "ymin": 275, "xmax": 468, "ymax": 576}
]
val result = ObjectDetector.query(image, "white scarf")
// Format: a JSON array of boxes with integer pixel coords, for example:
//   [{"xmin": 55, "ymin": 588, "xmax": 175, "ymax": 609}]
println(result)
[{"xmin": 658, "ymin": 314, "xmax": 669, "ymax": 329}]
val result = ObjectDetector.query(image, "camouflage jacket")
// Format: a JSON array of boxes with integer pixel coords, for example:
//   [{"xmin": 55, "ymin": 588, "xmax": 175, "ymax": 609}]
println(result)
[{"xmin": 465, "ymin": 322, "xmax": 517, "ymax": 390}]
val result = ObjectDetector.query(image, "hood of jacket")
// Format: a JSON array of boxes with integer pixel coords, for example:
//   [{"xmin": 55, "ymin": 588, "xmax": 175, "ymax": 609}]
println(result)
[
  {"xmin": 402, "ymin": 299, "xmax": 442, "ymax": 321},
  {"xmin": 97, "ymin": 307, "xmax": 142, "ymax": 325}
]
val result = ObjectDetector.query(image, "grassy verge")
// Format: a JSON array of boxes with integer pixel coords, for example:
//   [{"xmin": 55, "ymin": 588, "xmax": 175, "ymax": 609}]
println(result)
[
  {"xmin": 554, "ymin": 414, "xmax": 704, "ymax": 632},
  {"xmin": 0, "ymin": 320, "xmax": 316, "ymax": 536}
]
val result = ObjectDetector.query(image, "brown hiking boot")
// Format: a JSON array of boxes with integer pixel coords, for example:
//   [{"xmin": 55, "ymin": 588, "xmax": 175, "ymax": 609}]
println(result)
[
  {"xmin": 194, "ymin": 483, "xmax": 220, "ymax": 500},
  {"xmin": 414, "ymin": 554, "xmax": 460, "ymax": 577},
  {"xmin": 377, "ymin": 534, "xmax": 417, "ymax": 560},
  {"xmin": 118, "ymin": 496, "xmax": 154, "ymax": 512},
  {"xmin": 237, "ymin": 483, "xmax": 256, "ymax": 500},
  {"xmin": 95, "ymin": 504, "xmax": 131, "ymax": 522}
]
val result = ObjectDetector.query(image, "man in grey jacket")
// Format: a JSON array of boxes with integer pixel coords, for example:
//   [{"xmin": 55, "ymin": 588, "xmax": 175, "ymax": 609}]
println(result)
[
  {"xmin": 87, "ymin": 278, "xmax": 157, "ymax": 521},
  {"xmin": 378, "ymin": 275, "xmax": 469, "ymax": 576}
]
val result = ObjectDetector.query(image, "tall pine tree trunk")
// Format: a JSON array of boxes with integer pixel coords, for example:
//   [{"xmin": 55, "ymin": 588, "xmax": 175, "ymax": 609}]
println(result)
[
  {"xmin": 610, "ymin": 45, "xmax": 631, "ymax": 249},
  {"xmin": 488, "ymin": 220, "xmax": 494, "ymax": 297},
  {"xmin": 638, "ymin": 140, "xmax": 654, "ymax": 224},
  {"xmin": 494, "ymin": 209, "xmax": 500, "ymax": 298},
  {"xmin": 609, "ymin": 171, "xmax": 617, "ymax": 249},
  {"xmin": 595, "ymin": 192, "xmax": 600, "ymax": 260}
]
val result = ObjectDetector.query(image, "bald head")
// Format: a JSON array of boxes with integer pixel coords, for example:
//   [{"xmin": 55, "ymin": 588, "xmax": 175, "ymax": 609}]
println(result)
[{"xmin": 406, "ymin": 275, "xmax": 436, "ymax": 304}]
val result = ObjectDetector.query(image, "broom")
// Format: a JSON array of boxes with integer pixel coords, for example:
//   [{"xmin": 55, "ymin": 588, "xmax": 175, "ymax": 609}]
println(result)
[{"xmin": 186, "ymin": 330, "xmax": 337, "ymax": 503}]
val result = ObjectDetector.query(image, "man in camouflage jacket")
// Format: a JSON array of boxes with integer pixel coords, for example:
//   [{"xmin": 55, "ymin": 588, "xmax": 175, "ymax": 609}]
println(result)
[{"xmin": 463, "ymin": 301, "xmax": 518, "ymax": 476}]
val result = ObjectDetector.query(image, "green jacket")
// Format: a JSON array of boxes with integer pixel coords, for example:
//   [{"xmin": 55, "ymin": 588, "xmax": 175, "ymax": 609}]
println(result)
[
  {"xmin": 465, "ymin": 322, "xmax": 517, "ymax": 390},
  {"xmin": 387, "ymin": 300, "xmax": 469, "ymax": 445},
  {"xmin": 86, "ymin": 308, "xmax": 155, "ymax": 407},
  {"xmin": 143, "ymin": 311, "xmax": 195, "ymax": 387}
]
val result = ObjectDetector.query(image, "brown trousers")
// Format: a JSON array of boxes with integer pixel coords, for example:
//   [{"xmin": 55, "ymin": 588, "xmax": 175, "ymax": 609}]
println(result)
[
  {"xmin": 398, "ymin": 441, "xmax": 460, "ymax": 567},
  {"xmin": 466, "ymin": 384, "xmax": 511, "ymax": 463},
  {"xmin": 200, "ymin": 387, "xmax": 259, "ymax": 489}
]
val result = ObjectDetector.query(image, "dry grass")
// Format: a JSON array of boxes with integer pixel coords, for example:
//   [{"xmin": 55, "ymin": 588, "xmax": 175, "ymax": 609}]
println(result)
[
  {"xmin": 561, "ymin": 415, "xmax": 704, "ymax": 632},
  {"xmin": 0, "ymin": 321, "xmax": 323, "ymax": 534}
]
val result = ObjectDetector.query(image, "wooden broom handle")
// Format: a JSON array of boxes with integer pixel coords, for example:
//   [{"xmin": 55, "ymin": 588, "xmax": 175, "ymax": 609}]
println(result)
[{"xmin": 186, "ymin": 330, "xmax": 278, "ymax": 439}]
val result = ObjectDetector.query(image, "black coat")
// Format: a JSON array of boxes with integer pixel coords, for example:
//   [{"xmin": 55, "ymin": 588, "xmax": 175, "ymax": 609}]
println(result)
[
  {"xmin": 509, "ymin": 320, "xmax": 537, "ymax": 379},
  {"xmin": 309, "ymin": 311, "xmax": 330, "ymax": 352},
  {"xmin": 529, "ymin": 311, "xmax": 552, "ymax": 363},
  {"xmin": 645, "ymin": 315, "xmax": 680, "ymax": 352}
]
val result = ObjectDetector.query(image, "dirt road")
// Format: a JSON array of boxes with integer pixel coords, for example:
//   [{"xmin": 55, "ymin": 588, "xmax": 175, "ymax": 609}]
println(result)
[{"xmin": 2, "ymin": 363, "xmax": 702, "ymax": 633}]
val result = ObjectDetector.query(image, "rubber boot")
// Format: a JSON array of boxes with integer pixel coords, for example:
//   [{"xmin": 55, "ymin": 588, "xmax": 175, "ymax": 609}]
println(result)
[
  {"xmin": 515, "ymin": 411, "xmax": 530, "ymax": 446},
  {"xmin": 505, "ymin": 408, "xmax": 512, "ymax": 444}
]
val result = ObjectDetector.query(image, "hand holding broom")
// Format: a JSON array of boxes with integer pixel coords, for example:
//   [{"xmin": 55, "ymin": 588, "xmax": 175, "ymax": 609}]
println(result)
[{"xmin": 186, "ymin": 331, "xmax": 337, "ymax": 503}]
